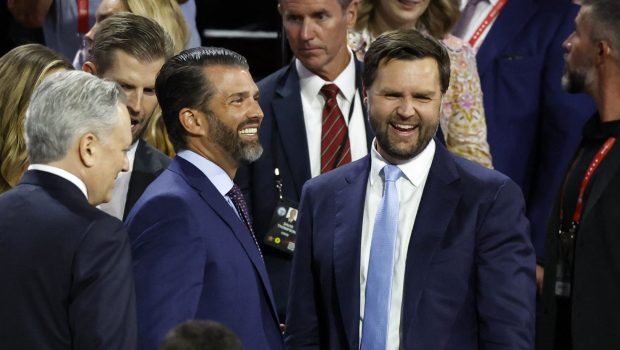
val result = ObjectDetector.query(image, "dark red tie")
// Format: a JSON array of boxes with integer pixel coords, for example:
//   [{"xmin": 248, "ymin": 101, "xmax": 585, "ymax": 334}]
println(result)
[
  {"xmin": 227, "ymin": 184, "xmax": 263, "ymax": 259},
  {"xmin": 320, "ymin": 84, "xmax": 351, "ymax": 173}
]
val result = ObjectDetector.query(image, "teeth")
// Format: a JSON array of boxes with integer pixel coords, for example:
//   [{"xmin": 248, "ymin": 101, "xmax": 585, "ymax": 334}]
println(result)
[
  {"xmin": 393, "ymin": 123, "xmax": 414, "ymax": 130},
  {"xmin": 239, "ymin": 128, "xmax": 258, "ymax": 135}
]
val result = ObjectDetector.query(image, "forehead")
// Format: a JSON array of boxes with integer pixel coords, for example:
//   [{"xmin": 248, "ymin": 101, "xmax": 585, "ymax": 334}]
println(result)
[
  {"xmin": 203, "ymin": 65, "xmax": 258, "ymax": 96},
  {"xmin": 102, "ymin": 50, "xmax": 164, "ymax": 84},
  {"xmin": 372, "ymin": 57, "xmax": 441, "ymax": 90},
  {"xmin": 97, "ymin": 0, "xmax": 127, "ymax": 18},
  {"xmin": 280, "ymin": 0, "xmax": 344, "ymax": 14}
]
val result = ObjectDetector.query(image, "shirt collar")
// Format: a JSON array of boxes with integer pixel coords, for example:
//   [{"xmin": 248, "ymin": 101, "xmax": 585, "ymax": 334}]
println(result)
[
  {"xmin": 460, "ymin": 0, "xmax": 495, "ymax": 10},
  {"xmin": 296, "ymin": 50, "xmax": 357, "ymax": 104},
  {"xmin": 27, "ymin": 164, "xmax": 89, "ymax": 199},
  {"xmin": 176, "ymin": 149, "xmax": 234, "ymax": 197},
  {"xmin": 369, "ymin": 138, "xmax": 436, "ymax": 188}
]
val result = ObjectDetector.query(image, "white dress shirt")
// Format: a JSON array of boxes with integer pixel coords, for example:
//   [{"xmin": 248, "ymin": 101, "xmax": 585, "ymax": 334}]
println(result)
[
  {"xmin": 28, "ymin": 164, "xmax": 88, "ymax": 199},
  {"xmin": 176, "ymin": 149, "xmax": 240, "ymax": 218},
  {"xmin": 296, "ymin": 52, "xmax": 368, "ymax": 178},
  {"xmin": 98, "ymin": 140, "xmax": 139, "ymax": 220},
  {"xmin": 359, "ymin": 139, "xmax": 436, "ymax": 349},
  {"xmin": 457, "ymin": 0, "xmax": 502, "ymax": 52}
]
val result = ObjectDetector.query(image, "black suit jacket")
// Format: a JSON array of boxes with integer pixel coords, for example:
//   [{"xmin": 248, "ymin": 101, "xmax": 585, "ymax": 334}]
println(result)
[
  {"xmin": 235, "ymin": 59, "xmax": 374, "ymax": 319},
  {"xmin": 0, "ymin": 170, "xmax": 136, "ymax": 349},
  {"xmin": 538, "ymin": 116, "xmax": 620, "ymax": 349},
  {"xmin": 123, "ymin": 139, "xmax": 171, "ymax": 220}
]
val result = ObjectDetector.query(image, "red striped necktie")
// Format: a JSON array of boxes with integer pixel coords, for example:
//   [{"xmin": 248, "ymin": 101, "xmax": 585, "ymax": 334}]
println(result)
[{"xmin": 320, "ymin": 83, "xmax": 352, "ymax": 173}]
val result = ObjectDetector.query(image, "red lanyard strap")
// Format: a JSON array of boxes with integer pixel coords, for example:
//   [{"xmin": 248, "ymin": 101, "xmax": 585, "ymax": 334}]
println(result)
[
  {"xmin": 469, "ymin": 0, "xmax": 507, "ymax": 48},
  {"xmin": 561, "ymin": 137, "xmax": 616, "ymax": 226},
  {"xmin": 77, "ymin": 0, "xmax": 89, "ymax": 34}
]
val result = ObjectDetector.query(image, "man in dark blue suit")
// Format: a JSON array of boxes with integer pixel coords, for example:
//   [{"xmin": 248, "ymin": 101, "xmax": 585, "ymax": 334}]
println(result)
[
  {"xmin": 286, "ymin": 29, "xmax": 536, "ymax": 349},
  {"xmin": 452, "ymin": 0, "xmax": 596, "ymax": 280},
  {"xmin": 0, "ymin": 71, "xmax": 136, "ymax": 349},
  {"xmin": 234, "ymin": 0, "xmax": 373, "ymax": 321},
  {"xmin": 125, "ymin": 47, "xmax": 284, "ymax": 350}
]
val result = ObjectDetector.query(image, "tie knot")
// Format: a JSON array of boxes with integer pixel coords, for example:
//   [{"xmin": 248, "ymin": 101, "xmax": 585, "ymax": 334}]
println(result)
[
  {"xmin": 227, "ymin": 184, "xmax": 244, "ymax": 201},
  {"xmin": 320, "ymin": 83, "xmax": 340, "ymax": 100},
  {"xmin": 382, "ymin": 164, "xmax": 402, "ymax": 182}
]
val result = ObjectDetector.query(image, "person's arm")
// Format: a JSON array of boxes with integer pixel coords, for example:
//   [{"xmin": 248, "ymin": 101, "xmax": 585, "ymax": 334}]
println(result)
[
  {"xmin": 128, "ymin": 197, "xmax": 207, "ymax": 350},
  {"xmin": 284, "ymin": 185, "xmax": 321, "ymax": 349},
  {"xmin": 476, "ymin": 178, "xmax": 536, "ymax": 349},
  {"xmin": 7, "ymin": 0, "xmax": 53, "ymax": 28},
  {"xmin": 441, "ymin": 38, "xmax": 493, "ymax": 169},
  {"xmin": 70, "ymin": 217, "xmax": 137, "ymax": 350}
]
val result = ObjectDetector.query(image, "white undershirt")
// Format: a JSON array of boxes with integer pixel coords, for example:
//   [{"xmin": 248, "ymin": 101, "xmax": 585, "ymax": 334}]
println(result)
[
  {"xmin": 28, "ymin": 163, "xmax": 88, "ymax": 199},
  {"xmin": 296, "ymin": 52, "xmax": 368, "ymax": 178},
  {"xmin": 98, "ymin": 140, "xmax": 138, "ymax": 219},
  {"xmin": 359, "ymin": 139, "xmax": 435, "ymax": 349},
  {"xmin": 455, "ymin": 0, "xmax": 501, "ymax": 52}
]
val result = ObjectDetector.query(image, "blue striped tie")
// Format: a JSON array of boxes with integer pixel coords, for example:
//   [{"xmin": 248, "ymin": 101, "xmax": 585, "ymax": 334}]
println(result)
[{"xmin": 361, "ymin": 164, "xmax": 402, "ymax": 350}]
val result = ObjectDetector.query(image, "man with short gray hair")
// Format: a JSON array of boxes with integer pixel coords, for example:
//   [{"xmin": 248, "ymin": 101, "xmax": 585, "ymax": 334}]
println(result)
[{"xmin": 0, "ymin": 70, "xmax": 137, "ymax": 349}]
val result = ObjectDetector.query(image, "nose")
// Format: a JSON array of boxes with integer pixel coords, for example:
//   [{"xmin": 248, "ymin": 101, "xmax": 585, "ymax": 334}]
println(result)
[
  {"xmin": 562, "ymin": 32, "xmax": 575, "ymax": 52},
  {"xmin": 396, "ymin": 97, "xmax": 416, "ymax": 118},
  {"xmin": 85, "ymin": 23, "xmax": 97, "ymax": 43},
  {"xmin": 126, "ymin": 90, "xmax": 143, "ymax": 116},
  {"xmin": 121, "ymin": 154, "xmax": 130, "ymax": 173},
  {"xmin": 250, "ymin": 99, "xmax": 264, "ymax": 124},
  {"xmin": 300, "ymin": 21, "xmax": 314, "ymax": 41}
]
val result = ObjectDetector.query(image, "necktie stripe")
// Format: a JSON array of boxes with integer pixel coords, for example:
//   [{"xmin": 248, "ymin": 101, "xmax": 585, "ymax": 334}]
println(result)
[
  {"xmin": 320, "ymin": 83, "xmax": 352, "ymax": 173},
  {"xmin": 227, "ymin": 185, "xmax": 263, "ymax": 260}
]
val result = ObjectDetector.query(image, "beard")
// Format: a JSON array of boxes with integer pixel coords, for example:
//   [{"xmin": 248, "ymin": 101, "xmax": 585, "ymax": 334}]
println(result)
[
  {"xmin": 206, "ymin": 111, "xmax": 263, "ymax": 163},
  {"xmin": 369, "ymin": 112, "xmax": 438, "ymax": 163},
  {"xmin": 562, "ymin": 67, "xmax": 588, "ymax": 94}
]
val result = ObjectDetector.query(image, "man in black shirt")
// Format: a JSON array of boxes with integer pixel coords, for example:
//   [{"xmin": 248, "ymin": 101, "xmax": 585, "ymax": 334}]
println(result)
[{"xmin": 537, "ymin": 1, "xmax": 620, "ymax": 348}]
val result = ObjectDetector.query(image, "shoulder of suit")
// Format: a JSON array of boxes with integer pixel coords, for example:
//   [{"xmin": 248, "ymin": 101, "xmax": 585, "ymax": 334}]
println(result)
[
  {"xmin": 258, "ymin": 63, "xmax": 293, "ymax": 91},
  {"xmin": 140, "ymin": 140, "xmax": 172, "ymax": 166}
]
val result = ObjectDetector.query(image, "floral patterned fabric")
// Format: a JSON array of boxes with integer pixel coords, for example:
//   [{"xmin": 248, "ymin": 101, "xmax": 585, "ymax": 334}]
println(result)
[{"xmin": 349, "ymin": 29, "xmax": 493, "ymax": 168}]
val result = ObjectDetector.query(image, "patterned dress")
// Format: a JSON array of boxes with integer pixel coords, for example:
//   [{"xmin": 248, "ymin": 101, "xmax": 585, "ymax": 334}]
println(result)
[{"xmin": 349, "ymin": 29, "xmax": 493, "ymax": 168}]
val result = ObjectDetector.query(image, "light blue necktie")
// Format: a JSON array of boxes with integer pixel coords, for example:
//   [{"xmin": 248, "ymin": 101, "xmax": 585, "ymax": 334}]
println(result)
[{"xmin": 361, "ymin": 164, "xmax": 402, "ymax": 350}]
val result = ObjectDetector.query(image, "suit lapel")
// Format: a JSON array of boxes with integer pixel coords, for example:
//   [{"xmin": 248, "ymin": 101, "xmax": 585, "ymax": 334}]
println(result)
[
  {"xmin": 272, "ymin": 63, "xmax": 312, "ymax": 196},
  {"xmin": 476, "ymin": 0, "xmax": 538, "ymax": 76},
  {"xmin": 582, "ymin": 140, "xmax": 620, "ymax": 223},
  {"xmin": 333, "ymin": 157, "xmax": 370, "ymax": 349},
  {"xmin": 400, "ymin": 143, "xmax": 461, "ymax": 335},
  {"xmin": 170, "ymin": 158, "xmax": 280, "ymax": 321}
]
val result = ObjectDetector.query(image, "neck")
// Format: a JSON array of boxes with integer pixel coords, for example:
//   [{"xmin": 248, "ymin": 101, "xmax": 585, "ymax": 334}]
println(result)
[
  {"xmin": 593, "ymin": 66, "xmax": 620, "ymax": 122},
  {"xmin": 187, "ymin": 142, "xmax": 238, "ymax": 179}
]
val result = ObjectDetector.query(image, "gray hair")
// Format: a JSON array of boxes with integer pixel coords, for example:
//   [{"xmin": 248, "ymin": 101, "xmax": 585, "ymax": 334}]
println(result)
[
  {"xmin": 25, "ymin": 70, "xmax": 127, "ymax": 164},
  {"xmin": 581, "ymin": 0, "xmax": 620, "ymax": 55}
]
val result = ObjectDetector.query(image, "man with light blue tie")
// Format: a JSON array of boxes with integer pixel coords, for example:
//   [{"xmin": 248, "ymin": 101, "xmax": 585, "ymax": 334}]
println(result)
[{"xmin": 285, "ymin": 29, "xmax": 536, "ymax": 349}]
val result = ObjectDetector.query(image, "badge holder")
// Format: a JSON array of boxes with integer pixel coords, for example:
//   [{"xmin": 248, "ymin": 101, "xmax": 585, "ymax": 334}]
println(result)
[{"xmin": 263, "ymin": 168, "xmax": 298, "ymax": 256}]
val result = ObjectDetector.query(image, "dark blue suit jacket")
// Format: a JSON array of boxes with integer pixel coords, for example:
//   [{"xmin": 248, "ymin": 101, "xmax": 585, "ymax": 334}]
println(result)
[
  {"xmin": 125, "ymin": 157, "xmax": 283, "ymax": 350},
  {"xmin": 0, "ymin": 170, "xmax": 136, "ymax": 349},
  {"xmin": 472, "ymin": 0, "xmax": 596, "ymax": 257},
  {"xmin": 235, "ymin": 59, "xmax": 374, "ymax": 319},
  {"xmin": 286, "ymin": 143, "xmax": 536, "ymax": 349}
]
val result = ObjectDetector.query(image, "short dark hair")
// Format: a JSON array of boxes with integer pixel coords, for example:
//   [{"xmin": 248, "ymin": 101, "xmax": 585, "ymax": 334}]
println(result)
[
  {"xmin": 581, "ymin": 0, "xmax": 620, "ymax": 53},
  {"xmin": 159, "ymin": 320, "xmax": 243, "ymax": 350},
  {"xmin": 363, "ymin": 29, "xmax": 451, "ymax": 94},
  {"xmin": 278, "ymin": 0, "xmax": 352, "ymax": 10},
  {"xmin": 91, "ymin": 12, "xmax": 174, "ymax": 74},
  {"xmin": 155, "ymin": 47, "xmax": 249, "ymax": 151}
]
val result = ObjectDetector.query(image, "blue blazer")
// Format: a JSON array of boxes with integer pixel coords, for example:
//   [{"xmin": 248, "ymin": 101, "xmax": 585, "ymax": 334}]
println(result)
[
  {"xmin": 285, "ymin": 143, "xmax": 536, "ymax": 349},
  {"xmin": 0, "ymin": 170, "xmax": 136, "ymax": 349},
  {"xmin": 235, "ymin": 59, "xmax": 374, "ymax": 319},
  {"xmin": 125, "ymin": 157, "xmax": 283, "ymax": 350},
  {"xmin": 474, "ymin": 0, "xmax": 595, "ymax": 257}
]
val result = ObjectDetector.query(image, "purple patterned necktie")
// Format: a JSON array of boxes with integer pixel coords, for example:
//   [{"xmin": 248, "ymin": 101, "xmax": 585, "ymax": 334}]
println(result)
[
  {"xmin": 452, "ymin": 0, "xmax": 484, "ymax": 39},
  {"xmin": 227, "ymin": 184, "xmax": 263, "ymax": 259}
]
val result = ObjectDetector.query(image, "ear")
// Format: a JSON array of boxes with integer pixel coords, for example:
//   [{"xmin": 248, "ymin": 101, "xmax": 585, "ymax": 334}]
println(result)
[
  {"xmin": 82, "ymin": 61, "xmax": 97, "ymax": 75},
  {"xmin": 78, "ymin": 132, "xmax": 98, "ymax": 168},
  {"xmin": 346, "ymin": 0, "xmax": 359, "ymax": 29},
  {"xmin": 179, "ymin": 108, "xmax": 206, "ymax": 137}
]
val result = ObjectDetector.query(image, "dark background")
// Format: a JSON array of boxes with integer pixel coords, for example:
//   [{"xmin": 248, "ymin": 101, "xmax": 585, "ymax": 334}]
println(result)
[{"xmin": 0, "ymin": 0, "xmax": 288, "ymax": 81}]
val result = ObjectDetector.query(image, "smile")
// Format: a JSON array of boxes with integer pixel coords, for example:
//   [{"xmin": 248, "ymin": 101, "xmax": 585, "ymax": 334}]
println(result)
[{"xmin": 239, "ymin": 127, "xmax": 258, "ymax": 135}]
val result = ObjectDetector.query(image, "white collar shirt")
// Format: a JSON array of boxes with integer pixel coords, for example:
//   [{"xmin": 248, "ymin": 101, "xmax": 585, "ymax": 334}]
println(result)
[
  {"xmin": 456, "ymin": 0, "xmax": 502, "ymax": 53},
  {"xmin": 359, "ymin": 139, "xmax": 436, "ymax": 349},
  {"xmin": 98, "ymin": 140, "xmax": 139, "ymax": 219},
  {"xmin": 296, "ymin": 51, "xmax": 368, "ymax": 178},
  {"xmin": 28, "ymin": 163, "xmax": 88, "ymax": 200}
]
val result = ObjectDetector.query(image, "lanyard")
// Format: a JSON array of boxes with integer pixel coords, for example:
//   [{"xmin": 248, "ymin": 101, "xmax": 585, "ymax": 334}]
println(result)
[
  {"xmin": 560, "ymin": 137, "xmax": 617, "ymax": 226},
  {"xmin": 468, "ymin": 0, "xmax": 507, "ymax": 48},
  {"xmin": 77, "ymin": 0, "xmax": 89, "ymax": 33}
]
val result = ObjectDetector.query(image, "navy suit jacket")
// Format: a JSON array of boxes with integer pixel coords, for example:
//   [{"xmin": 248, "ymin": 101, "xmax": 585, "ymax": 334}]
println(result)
[
  {"xmin": 286, "ymin": 143, "xmax": 536, "ymax": 349},
  {"xmin": 123, "ymin": 139, "xmax": 170, "ymax": 220},
  {"xmin": 235, "ymin": 59, "xmax": 374, "ymax": 319},
  {"xmin": 0, "ymin": 170, "xmax": 136, "ymax": 349},
  {"xmin": 473, "ymin": 0, "xmax": 595, "ymax": 257},
  {"xmin": 125, "ymin": 157, "xmax": 283, "ymax": 350}
]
